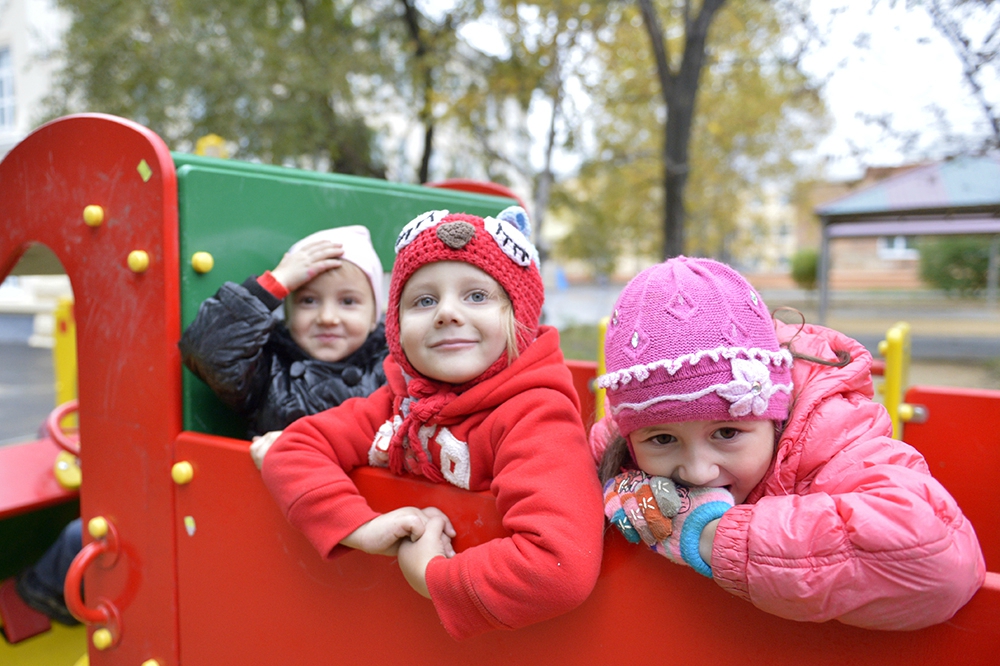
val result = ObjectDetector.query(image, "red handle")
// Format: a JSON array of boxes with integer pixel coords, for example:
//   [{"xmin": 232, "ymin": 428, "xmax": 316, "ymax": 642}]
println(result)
[
  {"xmin": 46, "ymin": 399, "xmax": 80, "ymax": 456},
  {"xmin": 64, "ymin": 519, "xmax": 122, "ymax": 645}
]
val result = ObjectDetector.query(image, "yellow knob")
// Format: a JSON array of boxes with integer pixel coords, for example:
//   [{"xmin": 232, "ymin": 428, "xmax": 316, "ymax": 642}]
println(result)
[
  {"xmin": 191, "ymin": 251, "xmax": 214, "ymax": 274},
  {"xmin": 141, "ymin": 660, "xmax": 161, "ymax": 666},
  {"xmin": 88, "ymin": 516, "xmax": 109, "ymax": 539},
  {"xmin": 898, "ymin": 403, "xmax": 915, "ymax": 422},
  {"xmin": 83, "ymin": 205, "xmax": 105, "ymax": 227},
  {"xmin": 93, "ymin": 627, "xmax": 113, "ymax": 650},
  {"xmin": 172, "ymin": 461, "xmax": 194, "ymax": 485},
  {"xmin": 128, "ymin": 250, "xmax": 150, "ymax": 273},
  {"xmin": 877, "ymin": 340, "xmax": 888, "ymax": 356}
]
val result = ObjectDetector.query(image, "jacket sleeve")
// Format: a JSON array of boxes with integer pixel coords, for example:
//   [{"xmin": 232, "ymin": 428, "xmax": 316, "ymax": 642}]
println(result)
[
  {"xmin": 424, "ymin": 389, "xmax": 605, "ymax": 640},
  {"xmin": 712, "ymin": 393, "xmax": 986, "ymax": 630},
  {"xmin": 260, "ymin": 386, "xmax": 394, "ymax": 558},
  {"xmin": 178, "ymin": 278, "xmax": 281, "ymax": 416}
]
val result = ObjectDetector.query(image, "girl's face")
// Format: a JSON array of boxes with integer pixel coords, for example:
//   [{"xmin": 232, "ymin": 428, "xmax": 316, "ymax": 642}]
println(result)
[
  {"xmin": 398, "ymin": 261, "xmax": 510, "ymax": 384},
  {"xmin": 287, "ymin": 261, "xmax": 377, "ymax": 363},
  {"xmin": 628, "ymin": 419, "xmax": 776, "ymax": 504}
]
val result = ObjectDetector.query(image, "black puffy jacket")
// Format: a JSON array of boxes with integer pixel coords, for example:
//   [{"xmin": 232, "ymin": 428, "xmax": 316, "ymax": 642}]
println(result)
[{"xmin": 179, "ymin": 276, "xmax": 388, "ymax": 437}]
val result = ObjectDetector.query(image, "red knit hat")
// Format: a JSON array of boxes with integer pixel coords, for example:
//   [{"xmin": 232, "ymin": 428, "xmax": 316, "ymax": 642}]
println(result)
[{"xmin": 385, "ymin": 207, "xmax": 544, "ymax": 386}]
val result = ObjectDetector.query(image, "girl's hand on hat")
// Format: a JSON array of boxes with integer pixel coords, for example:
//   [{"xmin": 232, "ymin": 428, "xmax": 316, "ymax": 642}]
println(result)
[
  {"xmin": 340, "ymin": 507, "xmax": 432, "ymax": 557},
  {"xmin": 397, "ymin": 508, "xmax": 456, "ymax": 599},
  {"xmin": 271, "ymin": 239, "xmax": 344, "ymax": 292}
]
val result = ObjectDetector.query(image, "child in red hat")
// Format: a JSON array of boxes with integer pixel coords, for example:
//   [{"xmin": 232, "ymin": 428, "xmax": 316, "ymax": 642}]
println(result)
[{"xmin": 262, "ymin": 207, "xmax": 603, "ymax": 640}]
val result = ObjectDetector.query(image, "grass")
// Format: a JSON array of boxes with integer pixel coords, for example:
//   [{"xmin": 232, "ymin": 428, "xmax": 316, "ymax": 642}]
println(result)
[{"xmin": 558, "ymin": 324, "xmax": 601, "ymax": 362}]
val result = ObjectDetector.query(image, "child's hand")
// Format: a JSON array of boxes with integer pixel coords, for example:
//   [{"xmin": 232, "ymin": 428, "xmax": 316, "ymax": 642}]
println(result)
[
  {"xmin": 341, "ymin": 507, "xmax": 444, "ymax": 557},
  {"xmin": 603, "ymin": 471, "xmax": 734, "ymax": 577},
  {"xmin": 397, "ymin": 507, "xmax": 457, "ymax": 598},
  {"xmin": 270, "ymin": 239, "xmax": 344, "ymax": 292},
  {"xmin": 250, "ymin": 430, "xmax": 282, "ymax": 470}
]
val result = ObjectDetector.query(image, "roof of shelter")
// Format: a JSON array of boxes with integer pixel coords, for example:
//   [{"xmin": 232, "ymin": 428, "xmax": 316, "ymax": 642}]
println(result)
[{"xmin": 816, "ymin": 154, "xmax": 1000, "ymax": 219}]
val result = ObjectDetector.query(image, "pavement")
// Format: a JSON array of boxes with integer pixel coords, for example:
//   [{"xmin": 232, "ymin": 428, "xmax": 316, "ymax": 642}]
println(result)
[
  {"xmin": 544, "ymin": 285, "xmax": 1000, "ymax": 361},
  {"xmin": 1, "ymin": 286, "xmax": 998, "ymax": 446}
]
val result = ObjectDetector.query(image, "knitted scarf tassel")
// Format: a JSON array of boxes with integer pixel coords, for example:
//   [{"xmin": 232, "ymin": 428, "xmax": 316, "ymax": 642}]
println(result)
[{"xmin": 386, "ymin": 377, "xmax": 454, "ymax": 484}]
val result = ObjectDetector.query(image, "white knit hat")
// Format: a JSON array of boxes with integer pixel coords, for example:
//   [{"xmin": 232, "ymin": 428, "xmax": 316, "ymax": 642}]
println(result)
[{"xmin": 289, "ymin": 225, "xmax": 385, "ymax": 314}]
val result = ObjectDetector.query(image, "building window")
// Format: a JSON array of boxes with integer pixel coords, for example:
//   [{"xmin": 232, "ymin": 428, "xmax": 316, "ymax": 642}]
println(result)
[
  {"xmin": 876, "ymin": 235, "xmax": 920, "ymax": 260},
  {"xmin": 0, "ymin": 47, "xmax": 14, "ymax": 131}
]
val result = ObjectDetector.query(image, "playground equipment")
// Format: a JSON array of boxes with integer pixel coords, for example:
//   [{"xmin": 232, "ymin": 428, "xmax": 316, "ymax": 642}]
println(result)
[{"xmin": 0, "ymin": 114, "xmax": 998, "ymax": 665}]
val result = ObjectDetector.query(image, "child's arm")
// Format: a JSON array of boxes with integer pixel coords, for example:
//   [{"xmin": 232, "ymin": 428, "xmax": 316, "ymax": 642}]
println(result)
[
  {"xmin": 261, "ymin": 386, "xmax": 417, "ymax": 557},
  {"xmin": 712, "ymin": 396, "xmax": 986, "ymax": 630},
  {"xmin": 342, "ymin": 507, "xmax": 454, "ymax": 557},
  {"xmin": 179, "ymin": 279, "xmax": 281, "ymax": 414},
  {"xmin": 421, "ymin": 389, "xmax": 605, "ymax": 640},
  {"xmin": 396, "ymin": 508, "xmax": 457, "ymax": 596}
]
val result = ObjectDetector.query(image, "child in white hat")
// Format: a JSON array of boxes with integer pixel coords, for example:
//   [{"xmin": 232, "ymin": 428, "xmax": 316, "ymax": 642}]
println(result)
[{"xmin": 180, "ymin": 225, "xmax": 388, "ymax": 468}]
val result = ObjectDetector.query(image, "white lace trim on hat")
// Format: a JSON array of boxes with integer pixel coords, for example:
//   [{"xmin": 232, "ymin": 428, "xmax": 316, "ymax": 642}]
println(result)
[
  {"xmin": 609, "ymin": 357, "xmax": 793, "ymax": 419},
  {"xmin": 597, "ymin": 346, "xmax": 792, "ymax": 391}
]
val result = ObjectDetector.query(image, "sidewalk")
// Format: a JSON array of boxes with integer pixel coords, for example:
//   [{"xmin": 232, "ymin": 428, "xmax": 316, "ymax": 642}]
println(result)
[{"xmin": 544, "ymin": 284, "xmax": 1000, "ymax": 359}]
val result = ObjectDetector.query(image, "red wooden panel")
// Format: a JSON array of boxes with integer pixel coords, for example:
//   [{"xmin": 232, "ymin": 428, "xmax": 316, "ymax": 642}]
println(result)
[
  {"xmin": 0, "ymin": 438, "xmax": 77, "ymax": 520},
  {"xmin": 0, "ymin": 114, "xmax": 182, "ymax": 665},
  {"xmin": 174, "ymin": 430, "xmax": 1000, "ymax": 666},
  {"xmin": 902, "ymin": 385, "xmax": 1000, "ymax": 570},
  {"xmin": 565, "ymin": 359, "xmax": 597, "ymax": 430}
]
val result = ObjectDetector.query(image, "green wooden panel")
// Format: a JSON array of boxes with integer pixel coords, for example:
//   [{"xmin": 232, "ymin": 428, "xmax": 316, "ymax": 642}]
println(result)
[{"xmin": 173, "ymin": 154, "xmax": 517, "ymax": 437}]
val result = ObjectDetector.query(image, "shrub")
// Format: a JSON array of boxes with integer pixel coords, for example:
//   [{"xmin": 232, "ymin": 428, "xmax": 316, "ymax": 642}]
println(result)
[
  {"xmin": 918, "ymin": 236, "xmax": 990, "ymax": 296},
  {"xmin": 790, "ymin": 248, "xmax": 819, "ymax": 291}
]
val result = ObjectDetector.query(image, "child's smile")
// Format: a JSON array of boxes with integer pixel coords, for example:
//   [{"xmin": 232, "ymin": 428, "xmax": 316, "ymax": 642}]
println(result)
[{"xmin": 398, "ymin": 261, "xmax": 510, "ymax": 384}]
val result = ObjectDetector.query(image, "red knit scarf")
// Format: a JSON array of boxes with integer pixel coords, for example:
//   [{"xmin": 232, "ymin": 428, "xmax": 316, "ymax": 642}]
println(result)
[{"xmin": 387, "ymin": 376, "xmax": 457, "ymax": 483}]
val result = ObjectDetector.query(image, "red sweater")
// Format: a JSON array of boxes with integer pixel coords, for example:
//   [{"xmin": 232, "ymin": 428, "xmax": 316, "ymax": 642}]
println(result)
[{"xmin": 262, "ymin": 326, "xmax": 604, "ymax": 639}]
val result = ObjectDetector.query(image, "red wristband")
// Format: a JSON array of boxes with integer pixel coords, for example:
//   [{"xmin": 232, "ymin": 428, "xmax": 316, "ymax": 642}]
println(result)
[{"xmin": 258, "ymin": 271, "xmax": 289, "ymax": 299}]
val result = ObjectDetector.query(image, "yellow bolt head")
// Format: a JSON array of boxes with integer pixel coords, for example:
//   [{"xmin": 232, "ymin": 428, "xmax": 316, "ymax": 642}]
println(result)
[
  {"xmin": 93, "ymin": 628, "xmax": 114, "ymax": 650},
  {"xmin": 88, "ymin": 516, "xmax": 109, "ymax": 539},
  {"xmin": 128, "ymin": 250, "xmax": 150, "ymax": 273},
  {"xmin": 83, "ymin": 205, "xmax": 105, "ymax": 227},
  {"xmin": 172, "ymin": 461, "xmax": 194, "ymax": 485},
  {"xmin": 191, "ymin": 251, "xmax": 215, "ymax": 274}
]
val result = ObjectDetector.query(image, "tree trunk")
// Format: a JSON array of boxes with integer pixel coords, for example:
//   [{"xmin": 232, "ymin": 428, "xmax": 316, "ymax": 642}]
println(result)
[{"xmin": 638, "ymin": 0, "xmax": 727, "ymax": 259}]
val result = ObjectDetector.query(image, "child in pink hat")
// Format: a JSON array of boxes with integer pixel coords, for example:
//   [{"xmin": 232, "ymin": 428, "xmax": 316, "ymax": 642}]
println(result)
[
  {"xmin": 594, "ymin": 256, "xmax": 984, "ymax": 630},
  {"xmin": 262, "ymin": 207, "xmax": 603, "ymax": 640}
]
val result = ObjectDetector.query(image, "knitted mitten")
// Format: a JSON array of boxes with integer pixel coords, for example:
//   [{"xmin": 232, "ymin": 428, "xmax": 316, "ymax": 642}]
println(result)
[
  {"xmin": 653, "ymin": 484, "xmax": 734, "ymax": 577},
  {"xmin": 604, "ymin": 471, "xmax": 734, "ymax": 578}
]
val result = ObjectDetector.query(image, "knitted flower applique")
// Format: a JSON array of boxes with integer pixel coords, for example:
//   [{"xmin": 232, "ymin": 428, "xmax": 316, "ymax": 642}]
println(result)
[{"xmin": 716, "ymin": 358, "xmax": 776, "ymax": 417}]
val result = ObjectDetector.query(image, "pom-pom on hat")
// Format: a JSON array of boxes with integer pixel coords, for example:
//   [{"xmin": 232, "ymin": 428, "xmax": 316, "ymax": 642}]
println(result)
[
  {"xmin": 289, "ymin": 225, "xmax": 386, "ymax": 315},
  {"xmin": 597, "ymin": 256, "xmax": 793, "ymax": 439},
  {"xmin": 385, "ymin": 206, "xmax": 544, "ymax": 386}
]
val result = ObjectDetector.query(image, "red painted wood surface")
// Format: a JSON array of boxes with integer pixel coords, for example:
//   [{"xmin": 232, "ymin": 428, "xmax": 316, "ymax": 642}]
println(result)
[
  {"xmin": 0, "ymin": 114, "xmax": 182, "ymax": 665},
  {"xmin": 172, "ymin": 430, "xmax": 1000, "ymax": 666},
  {"xmin": 0, "ymin": 438, "xmax": 77, "ymax": 520},
  {"xmin": 902, "ymin": 385, "xmax": 1000, "ymax": 571}
]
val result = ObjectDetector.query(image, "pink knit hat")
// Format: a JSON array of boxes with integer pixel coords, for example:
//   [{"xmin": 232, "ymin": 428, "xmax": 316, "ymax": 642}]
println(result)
[
  {"xmin": 597, "ymin": 257, "xmax": 793, "ymax": 439},
  {"xmin": 289, "ymin": 225, "xmax": 385, "ymax": 315},
  {"xmin": 386, "ymin": 206, "xmax": 544, "ymax": 386}
]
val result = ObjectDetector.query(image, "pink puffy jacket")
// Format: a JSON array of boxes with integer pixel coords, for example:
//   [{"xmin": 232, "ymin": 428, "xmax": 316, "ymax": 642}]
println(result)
[{"xmin": 712, "ymin": 321, "xmax": 986, "ymax": 629}]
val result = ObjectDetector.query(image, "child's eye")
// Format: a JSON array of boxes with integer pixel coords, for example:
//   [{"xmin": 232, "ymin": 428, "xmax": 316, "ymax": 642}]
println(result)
[
  {"xmin": 297, "ymin": 295, "xmax": 317, "ymax": 306},
  {"xmin": 715, "ymin": 427, "xmax": 738, "ymax": 440},
  {"xmin": 341, "ymin": 296, "xmax": 356, "ymax": 306},
  {"xmin": 649, "ymin": 434, "xmax": 676, "ymax": 446},
  {"xmin": 467, "ymin": 290, "xmax": 488, "ymax": 303},
  {"xmin": 415, "ymin": 295, "xmax": 437, "ymax": 308}
]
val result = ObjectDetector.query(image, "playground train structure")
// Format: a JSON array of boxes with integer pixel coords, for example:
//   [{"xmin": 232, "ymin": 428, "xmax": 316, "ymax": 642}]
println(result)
[{"xmin": 0, "ymin": 114, "xmax": 998, "ymax": 665}]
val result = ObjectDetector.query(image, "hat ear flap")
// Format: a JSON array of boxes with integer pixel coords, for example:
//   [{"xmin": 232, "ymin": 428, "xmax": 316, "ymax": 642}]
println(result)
[{"xmin": 497, "ymin": 206, "xmax": 531, "ymax": 239}]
